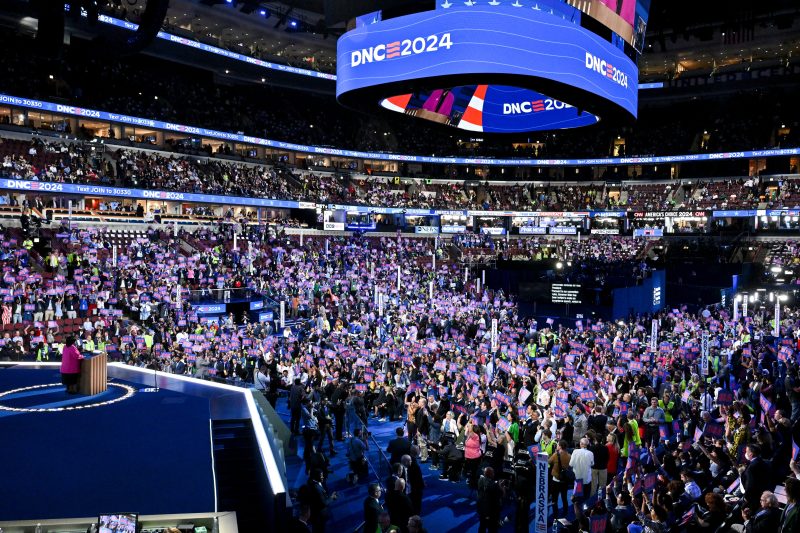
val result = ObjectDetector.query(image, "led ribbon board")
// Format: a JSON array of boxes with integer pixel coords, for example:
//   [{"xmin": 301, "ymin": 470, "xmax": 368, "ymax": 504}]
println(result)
[{"xmin": 336, "ymin": 6, "xmax": 638, "ymax": 133}]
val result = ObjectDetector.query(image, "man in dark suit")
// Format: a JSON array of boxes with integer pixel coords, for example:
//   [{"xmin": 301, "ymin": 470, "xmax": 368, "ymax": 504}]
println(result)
[
  {"xmin": 403, "ymin": 452, "xmax": 425, "ymax": 515},
  {"xmin": 386, "ymin": 427, "xmax": 412, "ymax": 465},
  {"xmin": 779, "ymin": 477, "xmax": 800, "ymax": 533},
  {"xmin": 741, "ymin": 445, "xmax": 775, "ymax": 511},
  {"xmin": 385, "ymin": 477, "xmax": 413, "ymax": 533},
  {"xmin": 477, "ymin": 467, "xmax": 505, "ymax": 533},
  {"xmin": 743, "ymin": 491, "xmax": 781, "ymax": 533},
  {"xmin": 298, "ymin": 468, "xmax": 337, "ymax": 533},
  {"xmin": 288, "ymin": 502, "xmax": 313, "ymax": 533},
  {"xmin": 290, "ymin": 378, "xmax": 305, "ymax": 435},
  {"xmin": 331, "ymin": 381, "xmax": 347, "ymax": 441},
  {"xmin": 363, "ymin": 483, "xmax": 384, "ymax": 533}
]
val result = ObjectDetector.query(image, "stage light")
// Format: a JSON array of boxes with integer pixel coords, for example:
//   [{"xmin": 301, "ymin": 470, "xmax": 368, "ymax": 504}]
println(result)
[
  {"xmin": 225, "ymin": 0, "xmax": 233, "ymax": 4},
  {"xmin": 556, "ymin": 262, "xmax": 563, "ymax": 269},
  {"xmin": 260, "ymin": 9, "xmax": 267, "ymax": 16},
  {"xmin": 290, "ymin": 20, "xmax": 297, "ymax": 28}
]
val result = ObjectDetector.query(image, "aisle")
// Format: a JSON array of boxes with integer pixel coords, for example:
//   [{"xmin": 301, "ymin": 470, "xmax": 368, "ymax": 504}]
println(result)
[{"xmin": 277, "ymin": 403, "xmax": 529, "ymax": 533}]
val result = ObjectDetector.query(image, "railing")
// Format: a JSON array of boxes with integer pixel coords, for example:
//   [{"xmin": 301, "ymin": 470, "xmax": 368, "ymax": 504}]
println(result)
[
  {"xmin": 183, "ymin": 287, "xmax": 263, "ymax": 304},
  {"xmin": 344, "ymin": 410, "xmax": 394, "ymax": 489}
]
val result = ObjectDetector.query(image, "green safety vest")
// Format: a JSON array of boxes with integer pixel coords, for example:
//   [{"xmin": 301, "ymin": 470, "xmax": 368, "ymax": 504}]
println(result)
[
  {"xmin": 658, "ymin": 399, "xmax": 674, "ymax": 423},
  {"xmin": 541, "ymin": 439, "xmax": 556, "ymax": 456}
]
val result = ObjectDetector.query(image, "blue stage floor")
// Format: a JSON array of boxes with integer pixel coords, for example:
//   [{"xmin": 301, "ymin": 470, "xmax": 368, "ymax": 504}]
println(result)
[{"xmin": 0, "ymin": 367, "xmax": 216, "ymax": 522}]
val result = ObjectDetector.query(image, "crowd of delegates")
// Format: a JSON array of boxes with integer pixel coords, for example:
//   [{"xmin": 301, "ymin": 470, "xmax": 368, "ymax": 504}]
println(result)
[
  {"xmin": 280, "ymin": 287, "xmax": 800, "ymax": 533},
  {"xmin": 6, "ymin": 135, "xmax": 800, "ymax": 217},
  {"xmin": 0, "ymin": 31, "xmax": 797, "ymax": 159},
  {"xmin": 1, "ymin": 220, "xmax": 799, "ymax": 533}
]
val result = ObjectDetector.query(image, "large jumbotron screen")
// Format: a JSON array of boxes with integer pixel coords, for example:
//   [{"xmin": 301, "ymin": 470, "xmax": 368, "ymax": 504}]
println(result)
[{"xmin": 339, "ymin": 0, "xmax": 650, "ymax": 133}]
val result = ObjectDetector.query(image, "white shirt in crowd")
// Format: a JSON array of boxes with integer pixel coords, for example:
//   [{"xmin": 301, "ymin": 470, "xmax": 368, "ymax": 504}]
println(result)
[{"xmin": 569, "ymin": 446, "xmax": 594, "ymax": 485}]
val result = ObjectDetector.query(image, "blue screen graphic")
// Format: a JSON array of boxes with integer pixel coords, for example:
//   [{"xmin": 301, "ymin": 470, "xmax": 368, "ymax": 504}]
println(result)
[
  {"xmin": 337, "ymin": 5, "xmax": 640, "ymax": 128},
  {"xmin": 381, "ymin": 85, "xmax": 598, "ymax": 133}
]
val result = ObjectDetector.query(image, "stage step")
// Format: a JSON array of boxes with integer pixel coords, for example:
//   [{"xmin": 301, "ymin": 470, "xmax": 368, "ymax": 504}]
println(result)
[{"xmin": 211, "ymin": 418, "xmax": 271, "ymax": 532}]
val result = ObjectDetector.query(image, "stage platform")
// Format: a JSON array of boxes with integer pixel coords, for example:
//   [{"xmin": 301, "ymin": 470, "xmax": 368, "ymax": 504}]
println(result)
[{"xmin": 0, "ymin": 366, "xmax": 216, "ymax": 522}]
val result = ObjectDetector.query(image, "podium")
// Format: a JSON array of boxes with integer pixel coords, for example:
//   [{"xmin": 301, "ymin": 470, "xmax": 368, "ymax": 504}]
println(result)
[{"xmin": 79, "ymin": 353, "xmax": 108, "ymax": 395}]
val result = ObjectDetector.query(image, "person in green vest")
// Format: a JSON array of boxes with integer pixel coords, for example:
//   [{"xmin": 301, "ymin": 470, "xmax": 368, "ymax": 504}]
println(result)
[
  {"xmin": 620, "ymin": 411, "xmax": 642, "ymax": 458},
  {"xmin": 83, "ymin": 336, "xmax": 96, "ymax": 353},
  {"xmin": 143, "ymin": 331, "xmax": 154, "ymax": 350},
  {"xmin": 506, "ymin": 413, "xmax": 520, "ymax": 444},
  {"xmin": 35, "ymin": 342, "xmax": 49, "ymax": 361},
  {"xmin": 527, "ymin": 342, "xmax": 537, "ymax": 359},
  {"xmin": 658, "ymin": 391, "xmax": 675, "ymax": 424},
  {"xmin": 96, "ymin": 335, "xmax": 106, "ymax": 355},
  {"xmin": 22, "ymin": 238, "xmax": 33, "ymax": 250},
  {"xmin": 539, "ymin": 429, "xmax": 556, "ymax": 456}
]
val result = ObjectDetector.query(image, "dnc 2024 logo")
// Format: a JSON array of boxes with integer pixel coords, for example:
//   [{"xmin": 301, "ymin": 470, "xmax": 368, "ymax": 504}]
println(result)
[
  {"xmin": 585, "ymin": 52, "xmax": 629, "ymax": 89},
  {"xmin": 350, "ymin": 33, "xmax": 453, "ymax": 67},
  {"xmin": 503, "ymin": 98, "xmax": 573, "ymax": 115}
]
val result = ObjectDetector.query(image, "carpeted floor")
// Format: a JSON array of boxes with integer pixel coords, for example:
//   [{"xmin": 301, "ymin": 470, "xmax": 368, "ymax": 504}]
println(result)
[
  {"xmin": 276, "ymin": 403, "xmax": 560, "ymax": 533},
  {"xmin": 0, "ymin": 367, "xmax": 216, "ymax": 522}
]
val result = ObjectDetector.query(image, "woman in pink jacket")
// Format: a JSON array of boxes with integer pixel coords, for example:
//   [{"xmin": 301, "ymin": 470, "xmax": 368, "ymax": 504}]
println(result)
[
  {"xmin": 464, "ymin": 422, "xmax": 483, "ymax": 489},
  {"xmin": 60, "ymin": 336, "xmax": 83, "ymax": 394}
]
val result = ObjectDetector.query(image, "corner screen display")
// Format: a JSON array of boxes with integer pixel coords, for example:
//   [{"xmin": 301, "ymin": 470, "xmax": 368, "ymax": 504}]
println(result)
[
  {"xmin": 99, "ymin": 513, "xmax": 137, "ymax": 533},
  {"xmin": 552, "ymin": 283, "xmax": 583, "ymax": 304},
  {"xmin": 435, "ymin": 0, "xmax": 651, "ymax": 52},
  {"xmin": 381, "ymin": 85, "xmax": 599, "ymax": 133},
  {"xmin": 519, "ymin": 282, "xmax": 586, "ymax": 304}
]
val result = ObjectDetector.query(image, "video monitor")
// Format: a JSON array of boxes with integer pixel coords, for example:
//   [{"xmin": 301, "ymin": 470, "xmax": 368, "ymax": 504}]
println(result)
[{"xmin": 98, "ymin": 513, "xmax": 138, "ymax": 533}]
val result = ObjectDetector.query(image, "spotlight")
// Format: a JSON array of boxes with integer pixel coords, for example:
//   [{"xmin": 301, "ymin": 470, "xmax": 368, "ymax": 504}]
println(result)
[
  {"xmin": 556, "ymin": 262, "xmax": 563, "ymax": 269},
  {"xmin": 290, "ymin": 20, "xmax": 297, "ymax": 28},
  {"xmin": 259, "ymin": 9, "xmax": 266, "ymax": 16}
]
